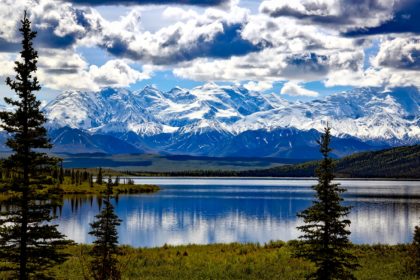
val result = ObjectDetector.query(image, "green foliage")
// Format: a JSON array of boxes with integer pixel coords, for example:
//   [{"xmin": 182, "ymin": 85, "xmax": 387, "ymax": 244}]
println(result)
[
  {"xmin": 0, "ymin": 11, "xmax": 72, "ymax": 280},
  {"xmin": 114, "ymin": 176, "xmax": 120, "ymax": 186},
  {"xmin": 13, "ymin": 243, "xmax": 413, "ymax": 280},
  {"xmin": 295, "ymin": 127, "xmax": 359, "ymax": 280},
  {"xmin": 56, "ymin": 175, "xmax": 159, "ymax": 195},
  {"xmin": 407, "ymin": 225, "xmax": 420, "ymax": 276},
  {"xmin": 89, "ymin": 177, "xmax": 122, "ymax": 280},
  {"xmin": 126, "ymin": 178, "xmax": 134, "ymax": 185}
]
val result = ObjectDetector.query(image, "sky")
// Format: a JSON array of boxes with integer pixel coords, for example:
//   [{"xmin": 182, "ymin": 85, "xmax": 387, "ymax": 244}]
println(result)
[{"xmin": 0, "ymin": 0, "xmax": 419, "ymax": 104}]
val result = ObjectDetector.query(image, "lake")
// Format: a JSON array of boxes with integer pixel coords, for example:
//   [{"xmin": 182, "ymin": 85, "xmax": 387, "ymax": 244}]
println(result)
[{"xmin": 56, "ymin": 178, "xmax": 420, "ymax": 247}]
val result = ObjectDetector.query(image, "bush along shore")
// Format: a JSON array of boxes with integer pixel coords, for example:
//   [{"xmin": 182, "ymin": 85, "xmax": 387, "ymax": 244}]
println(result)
[
  {"xmin": 58, "ymin": 179, "xmax": 160, "ymax": 195},
  {"xmin": 0, "ymin": 165, "xmax": 160, "ymax": 197},
  {"xmin": 0, "ymin": 174, "xmax": 159, "ymax": 197},
  {"xmin": 56, "ymin": 167, "xmax": 160, "ymax": 195}
]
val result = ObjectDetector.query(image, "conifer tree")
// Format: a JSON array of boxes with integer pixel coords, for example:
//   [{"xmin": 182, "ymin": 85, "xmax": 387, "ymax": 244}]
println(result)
[
  {"xmin": 89, "ymin": 177, "xmax": 122, "ymax": 280},
  {"xmin": 71, "ymin": 169, "xmax": 75, "ymax": 185},
  {"xmin": 409, "ymin": 225, "xmax": 420, "ymax": 276},
  {"xmin": 0, "ymin": 11, "xmax": 72, "ymax": 279},
  {"xmin": 83, "ymin": 170, "xmax": 88, "ymax": 181},
  {"xmin": 295, "ymin": 126, "xmax": 359, "ymax": 280},
  {"xmin": 52, "ymin": 167, "xmax": 58, "ymax": 181},
  {"xmin": 59, "ymin": 164, "xmax": 64, "ymax": 185},
  {"xmin": 96, "ymin": 167, "xmax": 103, "ymax": 185},
  {"xmin": 76, "ymin": 170, "xmax": 80, "ymax": 185}
]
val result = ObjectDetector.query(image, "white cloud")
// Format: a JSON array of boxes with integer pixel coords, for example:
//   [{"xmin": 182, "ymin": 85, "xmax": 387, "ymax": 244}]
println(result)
[
  {"xmin": 0, "ymin": 53, "xmax": 16, "ymax": 77},
  {"xmin": 171, "ymin": 11, "xmax": 367, "ymax": 83},
  {"xmin": 173, "ymin": 47, "xmax": 364, "ymax": 83},
  {"xmin": 38, "ymin": 49, "xmax": 88, "ymax": 73},
  {"xmin": 324, "ymin": 36, "xmax": 420, "ymax": 88},
  {"xmin": 324, "ymin": 67, "xmax": 420, "ymax": 89},
  {"xmin": 0, "ymin": 0, "xmax": 104, "ymax": 50},
  {"xmin": 259, "ymin": 0, "xmax": 396, "ymax": 30},
  {"xmin": 243, "ymin": 81, "xmax": 273, "ymax": 92},
  {"xmin": 280, "ymin": 81, "xmax": 318, "ymax": 96},
  {"xmin": 89, "ymin": 59, "xmax": 150, "ymax": 87},
  {"xmin": 35, "ymin": 50, "xmax": 149, "ymax": 91},
  {"xmin": 93, "ymin": 3, "xmax": 254, "ymax": 64},
  {"xmin": 0, "ymin": 0, "xmax": 417, "ymax": 93},
  {"xmin": 372, "ymin": 37, "xmax": 420, "ymax": 70},
  {"xmin": 0, "ymin": 0, "xmax": 28, "ymax": 42}
]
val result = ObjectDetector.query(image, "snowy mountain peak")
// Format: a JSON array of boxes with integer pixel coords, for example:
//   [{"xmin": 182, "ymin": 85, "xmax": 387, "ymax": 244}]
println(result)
[{"xmin": 43, "ymin": 85, "xmax": 420, "ymax": 148}]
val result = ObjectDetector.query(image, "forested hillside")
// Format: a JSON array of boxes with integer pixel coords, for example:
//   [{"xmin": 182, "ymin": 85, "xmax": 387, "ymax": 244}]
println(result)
[
  {"xmin": 239, "ymin": 145, "xmax": 420, "ymax": 178},
  {"xmin": 126, "ymin": 145, "xmax": 420, "ymax": 178}
]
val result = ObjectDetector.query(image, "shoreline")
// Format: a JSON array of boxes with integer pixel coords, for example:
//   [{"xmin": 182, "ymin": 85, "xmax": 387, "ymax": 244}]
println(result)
[
  {"xmin": 118, "ymin": 176, "xmax": 420, "ymax": 181},
  {"xmin": 58, "ymin": 183, "xmax": 160, "ymax": 195}
]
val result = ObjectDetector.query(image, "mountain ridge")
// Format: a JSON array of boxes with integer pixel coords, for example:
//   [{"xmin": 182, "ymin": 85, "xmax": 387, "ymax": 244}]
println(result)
[
  {"xmin": 43, "ymin": 85, "xmax": 419, "ymax": 143},
  {"xmin": 1, "ymin": 84, "xmax": 419, "ymax": 158}
]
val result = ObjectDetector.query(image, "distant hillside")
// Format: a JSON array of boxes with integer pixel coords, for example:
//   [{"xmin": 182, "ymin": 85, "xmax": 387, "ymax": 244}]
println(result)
[{"xmin": 239, "ymin": 145, "xmax": 420, "ymax": 178}]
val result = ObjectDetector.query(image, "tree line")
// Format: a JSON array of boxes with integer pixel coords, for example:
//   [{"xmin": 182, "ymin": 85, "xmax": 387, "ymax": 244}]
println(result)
[{"xmin": 125, "ymin": 144, "xmax": 420, "ymax": 179}]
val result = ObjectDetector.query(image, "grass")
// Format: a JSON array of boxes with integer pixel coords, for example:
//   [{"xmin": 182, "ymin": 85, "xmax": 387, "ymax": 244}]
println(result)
[{"xmin": 37, "ymin": 242, "xmax": 416, "ymax": 280}]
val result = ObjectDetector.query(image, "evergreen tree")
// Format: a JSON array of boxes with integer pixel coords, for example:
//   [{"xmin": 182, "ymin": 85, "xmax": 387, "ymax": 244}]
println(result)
[
  {"xmin": 52, "ymin": 167, "xmax": 58, "ymax": 181},
  {"xmin": 127, "ymin": 178, "xmax": 134, "ymax": 185},
  {"xmin": 83, "ymin": 170, "xmax": 88, "ymax": 182},
  {"xmin": 0, "ymin": 11, "xmax": 72, "ymax": 279},
  {"xmin": 114, "ymin": 176, "xmax": 120, "ymax": 186},
  {"xmin": 409, "ymin": 225, "xmax": 420, "ymax": 276},
  {"xmin": 0, "ymin": 161, "xmax": 3, "ymax": 181},
  {"xmin": 59, "ymin": 164, "xmax": 64, "ymax": 185},
  {"xmin": 96, "ymin": 167, "xmax": 103, "ymax": 185},
  {"xmin": 71, "ymin": 169, "xmax": 75, "ymax": 185},
  {"xmin": 76, "ymin": 170, "xmax": 80, "ymax": 186},
  {"xmin": 90, "ymin": 174, "xmax": 94, "ymax": 188},
  {"xmin": 295, "ymin": 126, "xmax": 359, "ymax": 280},
  {"xmin": 89, "ymin": 177, "xmax": 122, "ymax": 280}
]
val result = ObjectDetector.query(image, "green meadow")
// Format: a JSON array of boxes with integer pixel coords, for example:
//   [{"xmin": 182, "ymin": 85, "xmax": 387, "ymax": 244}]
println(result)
[{"xmin": 41, "ymin": 242, "xmax": 417, "ymax": 280}]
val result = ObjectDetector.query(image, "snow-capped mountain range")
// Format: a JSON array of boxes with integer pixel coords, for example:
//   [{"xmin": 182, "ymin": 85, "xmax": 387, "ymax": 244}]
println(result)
[{"xmin": 2, "ymin": 84, "xmax": 419, "ymax": 158}]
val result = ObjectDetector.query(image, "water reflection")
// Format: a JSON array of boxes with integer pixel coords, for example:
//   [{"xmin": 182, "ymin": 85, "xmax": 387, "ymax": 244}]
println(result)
[{"xmin": 55, "ymin": 179, "xmax": 420, "ymax": 247}]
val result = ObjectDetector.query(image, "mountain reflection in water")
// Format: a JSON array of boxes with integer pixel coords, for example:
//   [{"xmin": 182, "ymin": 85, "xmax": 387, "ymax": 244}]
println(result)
[{"xmin": 55, "ymin": 178, "xmax": 420, "ymax": 247}]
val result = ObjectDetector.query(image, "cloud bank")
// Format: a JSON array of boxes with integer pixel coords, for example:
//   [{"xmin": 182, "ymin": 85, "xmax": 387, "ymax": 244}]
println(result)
[
  {"xmin": 0, "ymin": 0, "xmax": 417, "ymax": 92},
  {"xmin": 63, "ymin": 0, "xmax": 230, "ymax": 7}
]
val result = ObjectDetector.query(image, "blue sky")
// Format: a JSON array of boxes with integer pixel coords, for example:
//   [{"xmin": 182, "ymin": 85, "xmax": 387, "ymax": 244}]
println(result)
[{"xmin": 0, "ymin": 0, "xmax": 418, "ymax": 103}]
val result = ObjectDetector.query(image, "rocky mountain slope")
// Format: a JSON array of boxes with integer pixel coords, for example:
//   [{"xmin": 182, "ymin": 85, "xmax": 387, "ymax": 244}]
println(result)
[{"xmin": 1, "ymin": 85, "xmax": 419, "ymax": 158}]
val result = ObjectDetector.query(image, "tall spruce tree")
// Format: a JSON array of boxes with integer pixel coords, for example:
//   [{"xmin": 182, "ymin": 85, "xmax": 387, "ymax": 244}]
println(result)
[
  {"xmin": 89, "ymin": 177, "xmax": 122, "ymax": 280},
  {"xmin": 296, "ymin": 126, "xmax": 359, "ymax": 280},
  {"xmin": 409, "ymin": 225, "xmax": 420, "ymax": 276},
  {"xmin": 90, "ymin": 174, "xmax": 94, "ymax": 188},
  {"xmin": 0, "ymin": 11, "xmax": 72, "ymax": 279},
  {"xmin": 59, "ymin": 163, "xmax": 64, "ymax": 185},
  {"xmin": 96, "ymin": 167, "xmax": 103, "ymax": 185}
]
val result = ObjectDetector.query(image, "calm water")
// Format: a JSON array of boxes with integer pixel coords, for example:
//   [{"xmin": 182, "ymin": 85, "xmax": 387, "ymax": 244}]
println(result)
[{"xmin": 56, "ymin": 178, "xmax": 420, "ymax": 247}]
